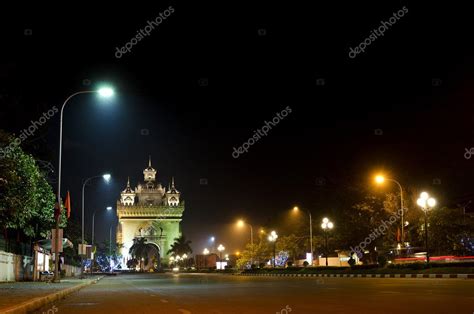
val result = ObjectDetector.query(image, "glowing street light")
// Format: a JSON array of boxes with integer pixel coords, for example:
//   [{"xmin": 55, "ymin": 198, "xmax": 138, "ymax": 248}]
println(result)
[
  {"xmin": 417, "ymin": 191, "xmax": 436, "ymax": 264},
  {"xmin": 236, "ymin": 219, "xmax": 254, "ymax": 264},
  {"xmin": 202, "ymin": 248, "xmax": 209, "ymax": 269},
  {"xmin": 79, "ymin": 173, "xmax": 112, "ymax": 277},
  {"xmin": 268, "ymin": 230, "xmax": 278, "ymax": 268},
  {"xmin": 374, "ymin": 174, "xmax": 405, "ymax": 245},
  {"xmin": 97, "ymin": 87, "xmax": 114, "ymax": 98},
  {"xmin": 321, "ymin": 217, "xmax": 334, "ymax": 266},
  {"xmin": 293, "ymin": 206, "xmax": 313, "ymax": 265},
  {"xmin": 217, "ymin": 244, "xmax": 225, "ymax": 263},
  {"xmin": 54, "ymin": 86, "xmax": 116, "ymax": 282}
]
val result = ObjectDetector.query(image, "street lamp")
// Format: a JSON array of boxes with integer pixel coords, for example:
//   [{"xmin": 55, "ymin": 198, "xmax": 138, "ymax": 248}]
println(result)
[
  {"xmin": 80, "ymin": 174, "xmax": 111, "ymax": 277},
  {"xmin": 92, "ymin": 206, "xmax": 113, "ymax": 247},
  {"xmin": 54, "ymin": 87, "xmax": 114, "ymax": 282},
  {"xmin": 321, "ymin": 218, "xmax": 334, "ymax": 266},
  {"xmin": 236, "ymin": 219, "xmax": 254, "ymax": 264},
  {"xmin": 90, "ymin": 206, "xmax": 112, "ymax": 276},
  {"xmin": 82, "ymin": 174, "xmax": 111, "ymax": 244},
  {"xmin": 217, "ymin": 244, "xmax": 225, "ymax": 268},
  {"xmin": 292, "ymin": 206, "xmax": 313, "ymax": 265},
  {"xmin": 203, "ymin": 248, "xmax": 209, "ymax": 269},
  {"xmin": 268, "ymin": 230, "xmax": 278, "ymax": 268},
  {"xmin": 374, "ymin": 175, "xmax": 405, "ymax": 246},
  {"xmin": 417, "ymin": 192, "xmax": 436, "ymax": 264}
]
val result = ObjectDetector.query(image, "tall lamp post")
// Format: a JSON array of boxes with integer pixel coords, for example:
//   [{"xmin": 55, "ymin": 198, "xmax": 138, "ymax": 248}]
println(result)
[
  {"xmin": 90, "ymin": 206, "xmax": 112, "ymax": 275},
  {"xmin": 375, "ymin": 175, "xmax": 405, "ymax": 245},
  {"xmin": 321, "ymin": 218, "xmax": 334, "ymax": 266},
  {"xmin": 237, "ymin": 219, "xmax": 254, "ymax": 264},
  {"xmin": 54, "ymin": 86, "xmax": 114, "ymax": 282},
  {"xmin": 268, "ymin": 230, "xmax": 278, "ymax": 268},
  {"xmin": 203, "ymin": 248, "xmax": 209, "ymax": 269},
  {"xmin": 293, "ymin": 206, "xmax": 313, "ymax": 265},
  {"xmin": 416, "ymin": 192, "xmax": 436, "ymax": 264},
  {"xmin": 209, "ymin": 236, "xmax": 215, "ymax": 253},
  {"xmin": 217, "ymin": 244, "xmax": 225, "ymax": 270},
  {"xmin": 80, "ymin": 174, "xmax": 111, "ymax": 278}
]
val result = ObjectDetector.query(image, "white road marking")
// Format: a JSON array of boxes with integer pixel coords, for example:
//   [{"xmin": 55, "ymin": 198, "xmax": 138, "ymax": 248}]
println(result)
[
  {"xmin": 178, "ymin": 309, "xmax": 192, "ymax": 314},
  {"xmin": 161, "ymin": 299, "xmax": 169, "ymax": 303}
]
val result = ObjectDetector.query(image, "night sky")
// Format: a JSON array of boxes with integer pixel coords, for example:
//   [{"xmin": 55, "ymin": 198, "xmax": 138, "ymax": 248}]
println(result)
[{"xmin": 1, "ymin": 2, "xmax": 473, "ymax": 253}]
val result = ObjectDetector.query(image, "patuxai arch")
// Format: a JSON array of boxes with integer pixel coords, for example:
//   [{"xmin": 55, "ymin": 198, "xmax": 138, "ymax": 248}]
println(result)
[{"xmin": 116, "ymin": 157, "xmax": 184, "ymax": 270}]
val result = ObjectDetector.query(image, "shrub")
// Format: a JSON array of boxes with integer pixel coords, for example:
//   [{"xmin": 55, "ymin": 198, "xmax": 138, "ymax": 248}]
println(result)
[
  {"xmin": 287, "ymin": 261, "xmax": 293, "ymax": 267},
  {"xmin": 303, "ymin": 261, "xmax": 309, "ymax": 267}
]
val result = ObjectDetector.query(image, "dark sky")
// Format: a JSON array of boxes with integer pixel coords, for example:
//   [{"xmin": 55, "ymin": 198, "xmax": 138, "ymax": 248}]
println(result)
[{"xmin": 1, "ymin": 2, "xmax": 473, "ymax": 253}]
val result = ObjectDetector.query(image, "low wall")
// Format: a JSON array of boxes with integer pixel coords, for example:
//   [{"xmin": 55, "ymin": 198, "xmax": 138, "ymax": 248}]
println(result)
[
  {"xmin": 0, "ymin": 251, "xmax": 33, "ymax": 282},
  {"xmin": 0, "ymin": 250, "xmax": 80, "ymax": 281},
  {"xmin": 0, "ymin": 251, "xmax": 15, "ymax": 282}
]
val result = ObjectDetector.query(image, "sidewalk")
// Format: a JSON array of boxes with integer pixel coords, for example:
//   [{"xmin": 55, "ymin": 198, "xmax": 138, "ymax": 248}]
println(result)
[{"xmin": 0, "ymin": 277, "xmax": 101, "ymax": 314}]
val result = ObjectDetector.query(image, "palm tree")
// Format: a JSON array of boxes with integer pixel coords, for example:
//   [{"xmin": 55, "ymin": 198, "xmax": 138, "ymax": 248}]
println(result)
[
  {"xmin": 167, "ymin": 235, "xmax": 193, "ymax": 257},
  {"xmin": 129, "ymin": 238, "xmax": 149, "ymax": 271}
]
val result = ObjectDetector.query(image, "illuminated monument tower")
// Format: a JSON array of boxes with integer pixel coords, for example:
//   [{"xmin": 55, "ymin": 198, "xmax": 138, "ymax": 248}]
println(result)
[{"xmin": 116, "ymin": 157, "xmax": 184, "ymax": 270}]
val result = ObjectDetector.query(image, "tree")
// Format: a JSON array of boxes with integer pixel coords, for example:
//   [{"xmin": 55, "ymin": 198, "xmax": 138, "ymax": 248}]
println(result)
[
  {"xmin": 425, "ymin": 206, "xmax": 474, "ymax": 256},
  {"xmin": 236, "ymin": 241, "xmax": 271, "ymax": 268},
  {"xmin": 276, "ymin": 234, "xmax": 303, "ymax": 263},
  {"xmin": 167, "ymin": 235, "xmax": 192, "ymax": 257},
  {"xmin": 129, "ymin": 238, "xmax": 149, "ymax": 271},
  {"xmin": 0, "ymin": 130, "xmax": 57, "ymax": 252}
]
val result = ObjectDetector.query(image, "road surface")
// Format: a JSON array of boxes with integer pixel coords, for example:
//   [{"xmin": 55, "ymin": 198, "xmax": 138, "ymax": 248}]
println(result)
[{"xmin": 34, "ymin": 273, "xmax": 474, "ymax": 314}]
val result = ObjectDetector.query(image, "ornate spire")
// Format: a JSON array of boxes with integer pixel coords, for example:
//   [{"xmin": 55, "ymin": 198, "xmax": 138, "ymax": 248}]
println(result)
[
  {"xmin": 127, "ymin": 176, "xmax": 131, "ymax": 188},
  {"xmin": 148, "ymin": 155, "xmax": 152, "ymax": 168},
  {"xmin": 171, "ymin": 176, "xmax": 175, "ymax": 188}
]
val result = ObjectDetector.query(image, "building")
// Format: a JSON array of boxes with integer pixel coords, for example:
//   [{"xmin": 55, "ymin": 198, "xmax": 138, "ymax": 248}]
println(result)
[{"xmin": 116, "ymin": 157, "xmax": 184, "ymax": 270}]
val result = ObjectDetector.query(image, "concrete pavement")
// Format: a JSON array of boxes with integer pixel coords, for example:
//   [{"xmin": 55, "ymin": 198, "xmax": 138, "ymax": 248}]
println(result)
[
  {"xmin": 0, "ymin": 278, "xmax": 101, "ymax": 314},
  {"xmin": 31, "ymin": 272, "xmax": 474, "ymax": 314}
]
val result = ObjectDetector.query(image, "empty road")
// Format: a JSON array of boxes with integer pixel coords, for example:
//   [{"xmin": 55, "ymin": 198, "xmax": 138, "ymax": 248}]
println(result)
[{"xmin": 34, "ymin": 273, "xmax": 474, "ymax": 314}]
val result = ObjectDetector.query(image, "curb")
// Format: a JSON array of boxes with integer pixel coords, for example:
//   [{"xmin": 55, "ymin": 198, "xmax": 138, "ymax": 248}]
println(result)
[
  {"xmin": 0, "ymin": 276, "xmax": 104, "ymax": 314},
  {"xmin": 238, "ymin": 273, "xmax": 474, "ymax": 279}
]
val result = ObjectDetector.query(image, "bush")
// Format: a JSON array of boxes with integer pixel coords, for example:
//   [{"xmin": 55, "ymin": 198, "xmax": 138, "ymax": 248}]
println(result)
[
  {"xmin": 259, "ymin": 263, "xmax": 266, "ymax": 269},
  {"xmin": 251, "ymin": 264, "xmax": 257, "ymax": 270},
  {"xmin": 377, "ymin": 255, "xmax": 388, "ymax": 267},
  {"xmin": 287, "ymin": 261, "xmax": 293, "ymax": 267},
  {"xmin": 303, "ymin": 261, "xmax": 309, "ymax": 267}
]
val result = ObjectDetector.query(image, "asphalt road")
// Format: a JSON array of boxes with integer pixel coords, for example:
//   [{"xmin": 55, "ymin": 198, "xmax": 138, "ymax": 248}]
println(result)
[{"xmin": 34, "ymin": 273, "xmax": 474, "ymax": 314}]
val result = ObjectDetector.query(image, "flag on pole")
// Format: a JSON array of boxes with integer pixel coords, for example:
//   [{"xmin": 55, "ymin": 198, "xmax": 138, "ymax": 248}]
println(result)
[{"xmin": 65, "ymin": 191, "xmax": 72, "ymax": 219}]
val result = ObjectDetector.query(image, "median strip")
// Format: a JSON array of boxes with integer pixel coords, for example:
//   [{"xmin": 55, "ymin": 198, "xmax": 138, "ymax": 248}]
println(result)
[{"xmin": 238, "ymin": 273, "xmax": 474, "ymax": 279}]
